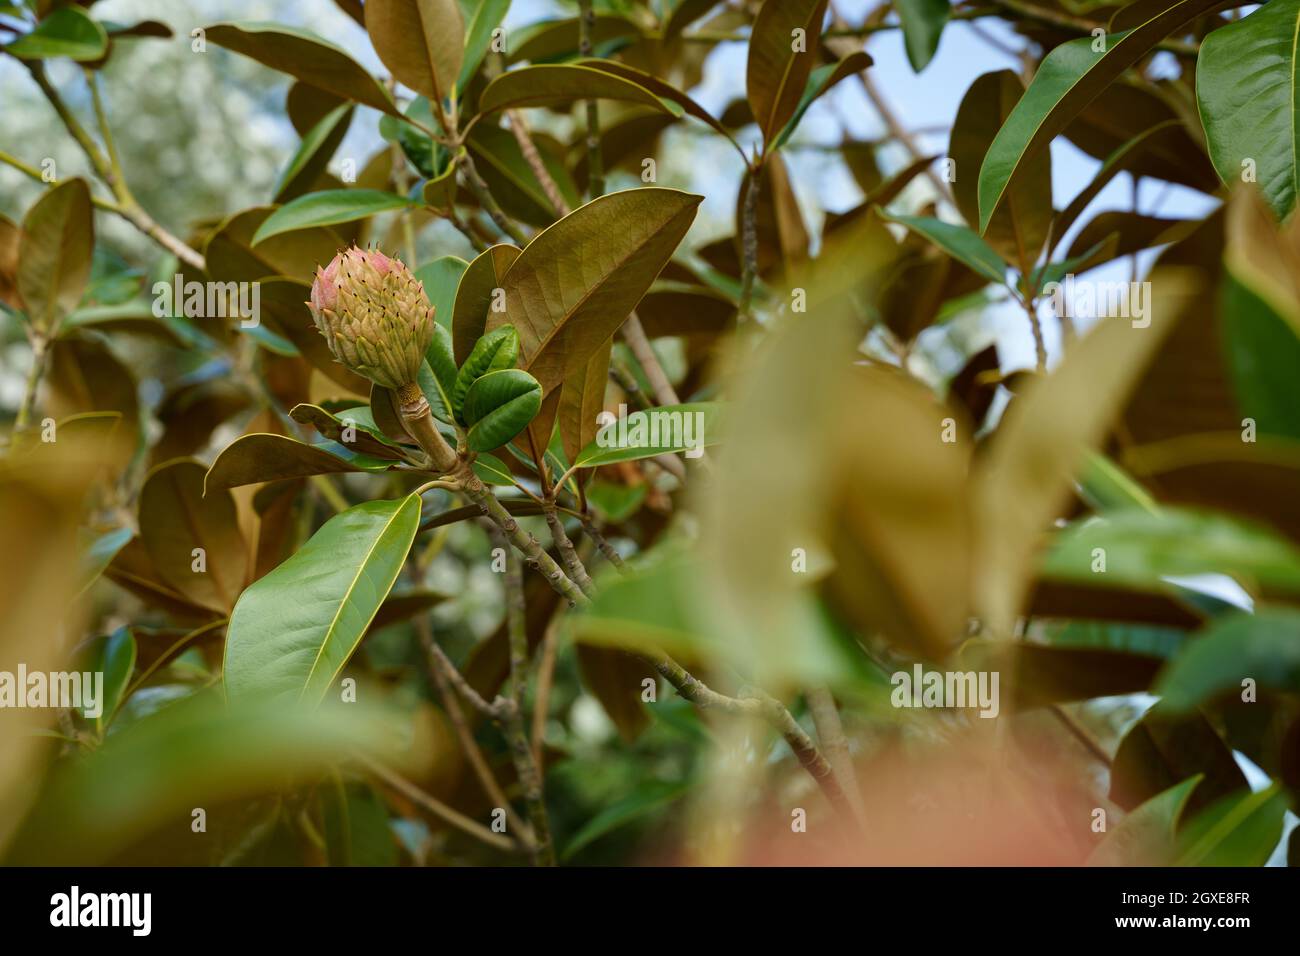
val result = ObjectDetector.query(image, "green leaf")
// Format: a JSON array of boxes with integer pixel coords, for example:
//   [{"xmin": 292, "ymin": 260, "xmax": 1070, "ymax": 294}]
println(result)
[
  {"xmin": 1157, "ymin": 607, "xmax": 1300, "ymax": 711},
  {"xmin": 878, "ymin": 212, "xmax": 1007, "ymax": 284},
  {"xmin": 770, "ymin": 52, "xmax": 872, "ymax": 150},
  {"xmin": 1221, "ymin": 275, "xmax": 1300, "ymax": 443},
  {"xmin": 365, "ymin": 0, "xmax": 464, "ymax": 105},
  {"xmin": 488, "ymin": 188, "xmax": 701, "ymax": 395},
  {"xmin": 1087, "ymin": 775, "xmax": 1201, "ymax": 867},
  {"xmin": 463, "ymin": 369, "xmax": 542, "ymax": 452},
  {"xmin": 1077, "ymin": 451, "xmax": 1159, "ymax": 515},
  {"xmin": 425, "ymin": 324, "xmax": 457, "ymax": 410},
  {"xmin": 1197, "ymin": 0, "xmax": 1300, "ymax": 220},
  {"xmin": 1175, "ymin": 783, "xmax": 1288, "ymax": 866},
  {"xmin": 206, "ymin": 433, "xmax": 396, "ymax": 493},
  {"xmin": 453, "ymin": 324, "xmax": 519, "ymax": 421},
  {"xmin": 895, "ymin": 0, "xmax": 951, "ymax": 72},
  {"xmin": 80, "ymin": 626, "xmax": 136, "ymax": 732},
  {"xmin": 477, "ymin": 64, "xmax": 684, "ymax": 116},
  {"xmin": 573, "ymin": 402, "xmax": 724, "ymax": 468},
  {"xmin": 224, "ymin": 495, "xmax": 421, "ymax": 702},
  {"xmin": 413, "ymin": 255, "xmax": 468, "ymax": 330},
  {"xmin": 252, "ymin": 190, "xmax": 415, "ymax": 245},
  {"xmin": 466, "ymin": 123, "xmax": 580, "ymax": 225},
  {"xmin": 322, "ymin": 781, "xmax": 398, "ymax": 866},
  {"xmin": 976, "ymin": 0, "xmax": 1223, "ymax": 232},
  {"xmin": 205, "ymin": 22, "xmax": 400, "ymax": 117},
  {"xmin": 471, "ymin": 451, "xmax": 515, "ymax": 486},
  {"xmin": 4, "ymin": 7, "xmax": 108, "ymax": 61},
  {"xmin": 457, "ymin": 0, "xmax": 510, "ymax": 94},
  {"xmin": 1040, "ymin": 507, "xmax": 1300, "ymax": 597},
  {"xmin": 951, "ymin": 70, "xmax": 1052, "ymax": 273},
  {"xmin": 274, "ymin": 103, "xmax": 353, "ymax": 202},
  {"xmin": 18, "ymin": 178, "xmax": 94, "ymax": 334},
  {"xmin": 4, "ymin": 692, "xmax": 405, "ymax": 865},
  {"xmin": 77, "ymin": 526, "xmax": 133, "ymax": 598},
  {"xmin": 561, "ymin": 780, "xmax": 691, "ymax": 861},
  {"xmin": 421, "ymin": 164, "xmax": 458, "ymax": 214},
  {"xmin": 746, "ymin": 0, "xmax": 829, "ymax": 147},
  {"xmin": 452, "ymin": 245, "xmax": 518, "ymax": 365}
]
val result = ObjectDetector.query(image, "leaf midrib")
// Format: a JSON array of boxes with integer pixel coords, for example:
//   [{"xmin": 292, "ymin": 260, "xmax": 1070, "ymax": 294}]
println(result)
[{"xmin": 299, "ymin": 498, "xmax": 413, "ymax": 701}]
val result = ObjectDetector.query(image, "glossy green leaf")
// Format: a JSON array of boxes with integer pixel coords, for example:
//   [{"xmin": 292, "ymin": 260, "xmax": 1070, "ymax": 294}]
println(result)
[
  {"xmin": 1087, "ymin": 775, "xmax": 1201, "ymax": 866},
  {"xmin": 508, "ymin": 14, "xmax": 640, "ymax": 63},
  {"xmin": 252, "ymin": 190, "xmax": 415, "ymax": 245},
  {"xmin": 746, "ymin": 0, "xmax": 829, "ymax": 147},
  {"xmin": 1157, "ymin": 607, "xmax": 1300, "ymax": 711},
  {"xmin": 770, "ymin": 52, "xmax": 872, "ymax": 150},
  {"xmin": 457, "ymin": 0, "xmax": 510, "ymax": 94},
  {"xmin": 205, "ymin": 22, "xmax": 400, "ymax": 116},
  {"xmin": 413, "ymin": 255, "xmax": 468, "ymax": 331},
  {"xmin": 477, "ymin": 64, "xmax": 683, "ymax": 116},
  {"xmin": 453, "ymin": 324, "xmax": 519, "ymax": 421},
  {"xmin": 487, "ymin": 188, "xmax": 701, "ymax": 395},
  {"xmin": 225, "ymin": 495, "xmax": 422, "ymax": 702},
  {"xmin": 365, "ymin": 0, "xmax": 464, "ymax": 105},
  {"xmin": 1175, "ymin": 783, "xmax": 1288, "ymax": 866},
  {"xmin": 878, "ymin": 212, "xmax": 1007, "ymax": 284},
  {"xmin": 4, "ymin": 7, "xmax": 107, "ymax": 61},
  {"xmin": 5, "ymin": 692, "xmax": 404, "ymax": 865},
  {"xmin": 895, "ymin": 0, "xmax": 950, "ymax": 72},
  {"xmin": 573, "ymin": 402, "xmax": 724, "ymax": 468},
  {"xmin": 471, "ymin": 451, "xmax": 515, "ymax": 486},
  {"xmin": 77, "ymin": 526, "xmax": 133, "ymax": 598},
  {"xmin": 1221, "ymin": 275, "xmax": 1300, "ymax": 443},
  {"xmin": 951, "ymin": 70, "xmax": 1051, "ymax": 272},
  {"xmin": 466, "ymin": 123, "xmax": 580, "ymax": 225},
  {"xmin": 1041, "ymin": 507, "xmax": 1300, "ymax": 597},
  {"xmin": 463, "ymin": 369, "xmax": 542, "ymax": 452},
  {"xmin": 1077, "ymin": 451, "xmax": 1159, "ymax": 515},
  {"xmin": 18, "ymin": 179, "xmax": 94, "ymax": 334},
  {"xmin": 79, "ymin": 626, "xmax": 136, "ymax": 732},
  {"xmin": 1197, "ymin": 0, "xmax": 1300, "ymax": 220},
  {"xmin": 977, "ymin": 0, "xmax": 1223, "ymax": 232},
  {"xmin": 206, "ymin": 433, "xmax": 396, "ymax": 493}
]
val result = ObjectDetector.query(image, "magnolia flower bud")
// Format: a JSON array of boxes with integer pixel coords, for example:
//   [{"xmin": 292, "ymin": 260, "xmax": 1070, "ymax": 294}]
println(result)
[{"xmin": 307, "ymin": 246, "xmax": 434, "ymax": 388}]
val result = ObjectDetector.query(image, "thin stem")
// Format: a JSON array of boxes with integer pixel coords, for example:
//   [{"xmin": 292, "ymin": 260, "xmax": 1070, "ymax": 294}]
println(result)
[
  {"xmin": 544, "ymin": 502, "xmax": 597, "ymax": 597},
  {"xmin": 414, "ymin": 605, "xmax": 533, "ymax": 844},
  {"xmin": 807, "ymin": 685, "xmax": 867, "ymax": 829},
  {"xmin": 506, "ymin": 109, "xmax": 568, "ymax": 219},
  {"xmin": 491, "ymin": 524, "xmax": 557, "ymax": 867},
  {"xmin": 459, "ymin": 149, "xmax": 528, "ymax": 245},
  {"xmin": 739, "ymin": 166, "xmax": 761, "ymax": 320},
  {"xmin": 357, "ymin": 753, "xmax": 521, "ymax": 854},
  {"xmin": 645, "ymin": 653, "xmax": 859, "ymax": 826},
  {"xmin": 1022, "ymin": 293, "xmax": 1047, "ymax": 373},
  {"xmin": 0, "ymin": 149, "xmax": 119, "ymax": 210},
  {"xmin": 530, "ymin": 612, "xmax": 562, "ymax": 766},
  {"xmin": 14, "ymin": 335, "xmax": 48, "ymax": 431},
  {"xmin": 580, "ymin": 514, "xmax": 627, "ymax": 571},
  {"xmin": 578, "ymin": 0, "xmax": 604, "ymax": 200}
]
